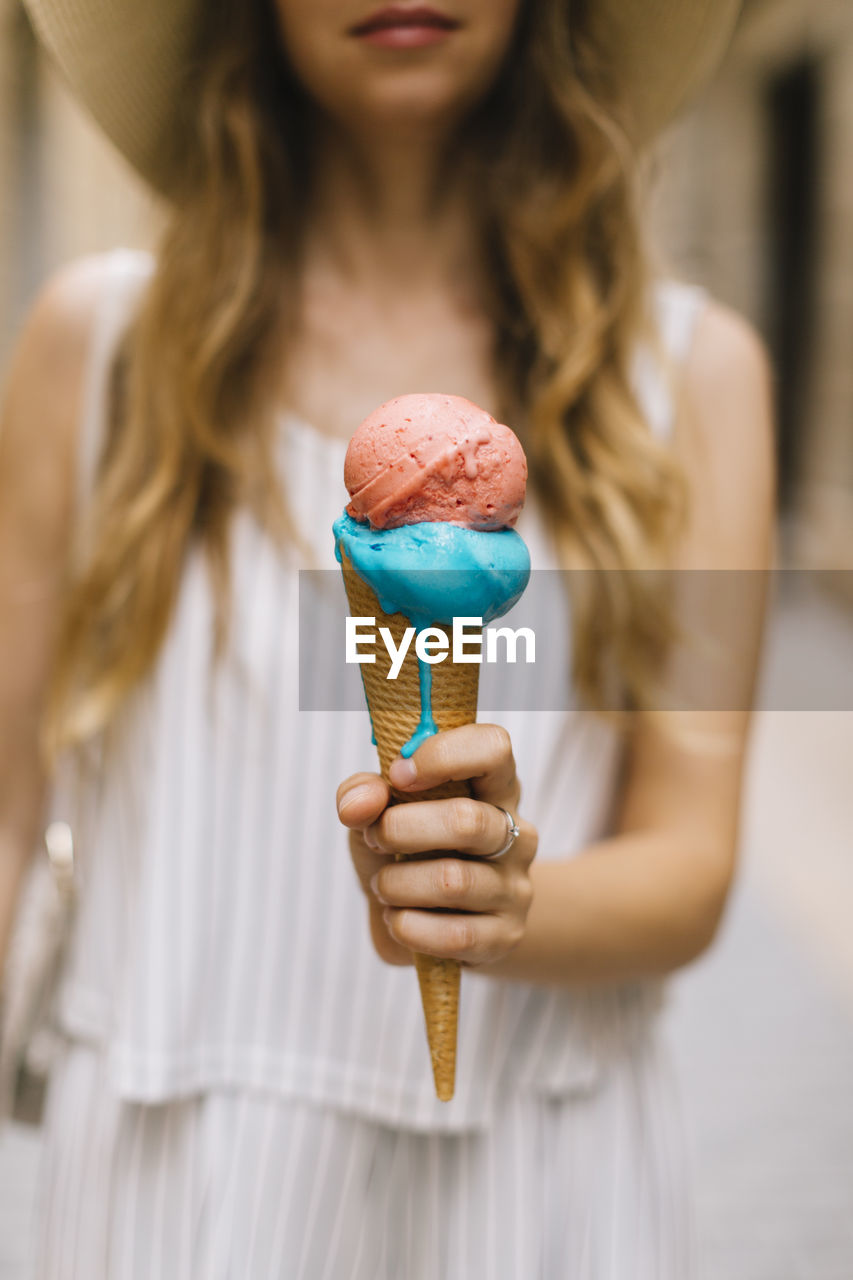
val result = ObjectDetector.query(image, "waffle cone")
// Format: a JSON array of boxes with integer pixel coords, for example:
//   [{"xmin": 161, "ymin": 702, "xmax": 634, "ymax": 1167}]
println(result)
[{"xmin": 340, "ymin": 550, "xmax": 480, "ymax": 1101}]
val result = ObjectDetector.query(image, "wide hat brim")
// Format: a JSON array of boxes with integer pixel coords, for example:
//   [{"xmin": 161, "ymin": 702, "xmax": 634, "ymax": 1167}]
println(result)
[{"xmin": 23, "ymin": 0, "xmax": 742, "ymax": 196}]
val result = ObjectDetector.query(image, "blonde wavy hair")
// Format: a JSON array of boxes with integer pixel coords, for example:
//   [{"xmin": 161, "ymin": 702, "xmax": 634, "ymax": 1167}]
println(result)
[{"xmin": 45, "ymin": 0, "xmax": 684, "ymax": 755}]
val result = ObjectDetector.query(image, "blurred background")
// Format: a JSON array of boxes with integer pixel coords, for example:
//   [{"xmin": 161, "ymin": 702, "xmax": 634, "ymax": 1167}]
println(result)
[{"xmin": 0, "ymin": 0, "xmax": 851, "ymax": 1276}]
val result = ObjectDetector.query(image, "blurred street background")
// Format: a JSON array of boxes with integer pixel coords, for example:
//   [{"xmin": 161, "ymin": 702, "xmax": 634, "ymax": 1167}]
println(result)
[{"xmin": 1, "ymin": 0, "xmax": 852, "ymax": 1276}]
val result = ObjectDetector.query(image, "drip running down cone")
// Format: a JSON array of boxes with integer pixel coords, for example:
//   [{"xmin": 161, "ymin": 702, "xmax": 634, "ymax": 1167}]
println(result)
[{"xmin": 339, "ymin": 550, "xmax": 478, "ymax": 1100}]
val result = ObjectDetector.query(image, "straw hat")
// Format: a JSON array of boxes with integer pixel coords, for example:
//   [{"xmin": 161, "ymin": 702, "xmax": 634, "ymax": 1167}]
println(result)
[{"xmin": 22, "ymin": 0, "xmax": 742, "ymax": 195}]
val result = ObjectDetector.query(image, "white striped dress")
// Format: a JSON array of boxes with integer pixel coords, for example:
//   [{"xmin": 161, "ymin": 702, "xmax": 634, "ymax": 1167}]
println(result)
[{"xmin": 32, "ymin": 249, "xmax": 708, "ymax": 1278}]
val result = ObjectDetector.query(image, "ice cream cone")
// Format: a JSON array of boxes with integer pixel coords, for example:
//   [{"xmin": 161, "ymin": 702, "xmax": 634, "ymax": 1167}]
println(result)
[{"xmin": 340, "ymin": 550, "xmax": 479, "ymax": 1101}]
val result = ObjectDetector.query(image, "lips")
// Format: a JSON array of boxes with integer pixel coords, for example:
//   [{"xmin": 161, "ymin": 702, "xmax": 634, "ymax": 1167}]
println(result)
[{"xmin": 350, "ymin": 6, "xmax": 460, "ymax": 37}]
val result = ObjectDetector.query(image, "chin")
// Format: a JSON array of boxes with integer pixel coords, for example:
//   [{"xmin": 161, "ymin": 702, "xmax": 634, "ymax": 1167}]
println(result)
[
  {"xmin": 354, "ymin": 72, "xmax": 482, "ymax": 129},
  {"xmin": 280, "ymin": 21, "xmax": 514, "ymax": 142},
  {"xmin": 323, "ymin": 52, "xmax": 504, "ymax": 140}
]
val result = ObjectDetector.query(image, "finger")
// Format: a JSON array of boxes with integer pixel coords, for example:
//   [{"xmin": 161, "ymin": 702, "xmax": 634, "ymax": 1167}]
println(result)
[
  {"xmin": 387, "ymin": 724, "xmax": 520, "ymax": 807},
  {"xmin": 383, "ymin": 907, "xmax": 524, "ymax": 966},
  {"xmin": 367, "ymin": 898, "xmax": 413, "ymax": 967},
  {"xmin": 372, "ymin": 854, "xmax": 514, "ymax": 913},
  {"xmin": 337, "ymin": 772, "xmax": 390, "ymax": 829},
  {"xmin": 350, "ymin": 835, "xmax": 413, "ymax": 967},
  {"xmin": 366, "ymin": 795, "xmax": 516, "ymax": 858},
  {"xmin": 350, "ymin": 832, "xmax": 391, "ymax": 893}
]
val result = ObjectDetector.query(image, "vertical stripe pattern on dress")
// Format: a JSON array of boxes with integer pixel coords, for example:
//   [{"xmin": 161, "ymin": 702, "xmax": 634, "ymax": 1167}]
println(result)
[
  {"xmin": 35, "ymin": 251, "xmax": 709, "ymax": 1276},
  {"xmin": 37, "ymin": 1005, "xmax": 695, "ymax": 1276},
  {"xmin": 55, "ymin": 251, "xmax": 708, "ymax": 1135}
]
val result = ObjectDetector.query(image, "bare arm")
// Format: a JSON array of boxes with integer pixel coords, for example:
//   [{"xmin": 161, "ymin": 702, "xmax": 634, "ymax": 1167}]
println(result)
[
  {"xmin": 339, "ymin": 301, "xmax": 776, "ymax": 985},
  {"xmin": 0, "ymin": 258, "xmax": 107, "ymax": 983},
  {"xmin": 493, "ymin": 303, "xmax": 774, "ymax": 982}
]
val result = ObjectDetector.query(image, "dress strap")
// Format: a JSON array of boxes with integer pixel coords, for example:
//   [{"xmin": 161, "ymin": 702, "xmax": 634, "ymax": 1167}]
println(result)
[
  {"xmin": 76, "ymin": 248, "xmax": 155, "ymax": 514},
  {"xmin": 655, "ymin": 280, "xmax": 709, "ymax": 369},
  {"xmin": 633, "ymin": 279, "xmax": 709, "ymax": 442}
]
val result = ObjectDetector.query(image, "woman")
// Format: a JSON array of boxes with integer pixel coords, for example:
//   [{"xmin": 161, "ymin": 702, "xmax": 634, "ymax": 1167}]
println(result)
[{"xmin": 1, "ymin": 0, "xmax": 773, "ymax": 1275}]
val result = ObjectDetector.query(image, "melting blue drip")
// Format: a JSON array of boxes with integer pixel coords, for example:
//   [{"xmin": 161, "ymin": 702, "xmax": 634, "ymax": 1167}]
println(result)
[
  {"xmin": 401, "ymin": 651, "xmax": 438, "ymax": 757},
  {"xmin": 334, "ymin": 512, "xmax": 530, "ymax": 759}
]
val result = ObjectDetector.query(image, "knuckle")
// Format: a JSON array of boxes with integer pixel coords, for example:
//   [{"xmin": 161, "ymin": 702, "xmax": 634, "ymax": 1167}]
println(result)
[
  {"xmin": 484, "ymin": 723, "xmax": 513, "ymax": 763},
  {"xmin": 515, "ymin": 874, "xmax": 534, "ymax": 914},
  {"xmin": 447, "ymin": 918, "xmax": 477, "ymax": 956},
  {"xmin": 435, "ymin": 858, "xmax": 473, "ymax": 902},
  {"xmin": 430, "ymin": 732, "xmax": 456, "ymax": 774},
  {"xmin": 506, "ymin": 919, "xmax": 526, "ymax": 951},
  {"xmin": 449, "ymin": 797, "xmax": 487, "ymax": 845}
]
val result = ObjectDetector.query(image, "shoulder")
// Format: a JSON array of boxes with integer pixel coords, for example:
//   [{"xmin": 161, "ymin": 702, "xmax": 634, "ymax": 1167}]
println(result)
[
  {"xmin": 671, "ymin": 298, "xmax": 776, "ymax": 570},
  {"xmin": 4, "ymin": 250, "xmax": 153, "ymax": 436},
  {"xmin": 3, "ymin": 248, "xmax": 154, "ymax": 441},
  {"xmin": 683, "ymin": 298, "xmax": 772, "ymax": 416},
  {"xmin": 1, "ymin": 250, "xmax": 154, "ymax": 545},
  {"xmin": 9, "ymin": 248, "xmax": 153, "ymax": 382},
  {"xmin": 12, "ymin": 250, "xmax": 152, "ymax": 349}
]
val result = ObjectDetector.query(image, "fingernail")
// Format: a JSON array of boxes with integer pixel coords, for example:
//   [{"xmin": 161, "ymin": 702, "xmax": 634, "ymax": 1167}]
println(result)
[
  {"xmin": 382, "ymin": 907, "xmax": 395, "ymax": 928},
  {"xmin": 389, "ymin": 756, "xmax": 417, "ymax": 787},
  {"xmin": 339, "ymin": 784, "xmax": 371, "ymax": 815},
  {"xmin": 363, "ymin": 824, "xmax": 382, "ymax": 851},
  {"xmin": 369, "ymin": 873, "xmax": 387, "ymax": 903}
]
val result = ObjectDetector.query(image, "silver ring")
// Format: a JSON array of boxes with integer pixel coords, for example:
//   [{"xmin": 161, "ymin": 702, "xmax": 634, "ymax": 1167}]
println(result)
[{"xmin": 484, "ymin": 807, "xmax": 521, "ymax": 860}]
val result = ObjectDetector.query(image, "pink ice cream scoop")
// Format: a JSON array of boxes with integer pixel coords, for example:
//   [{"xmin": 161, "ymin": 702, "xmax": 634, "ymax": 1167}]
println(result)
[{"xmin": 344, "ymin": 393, "xmax": 527, "ymax": 531}]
